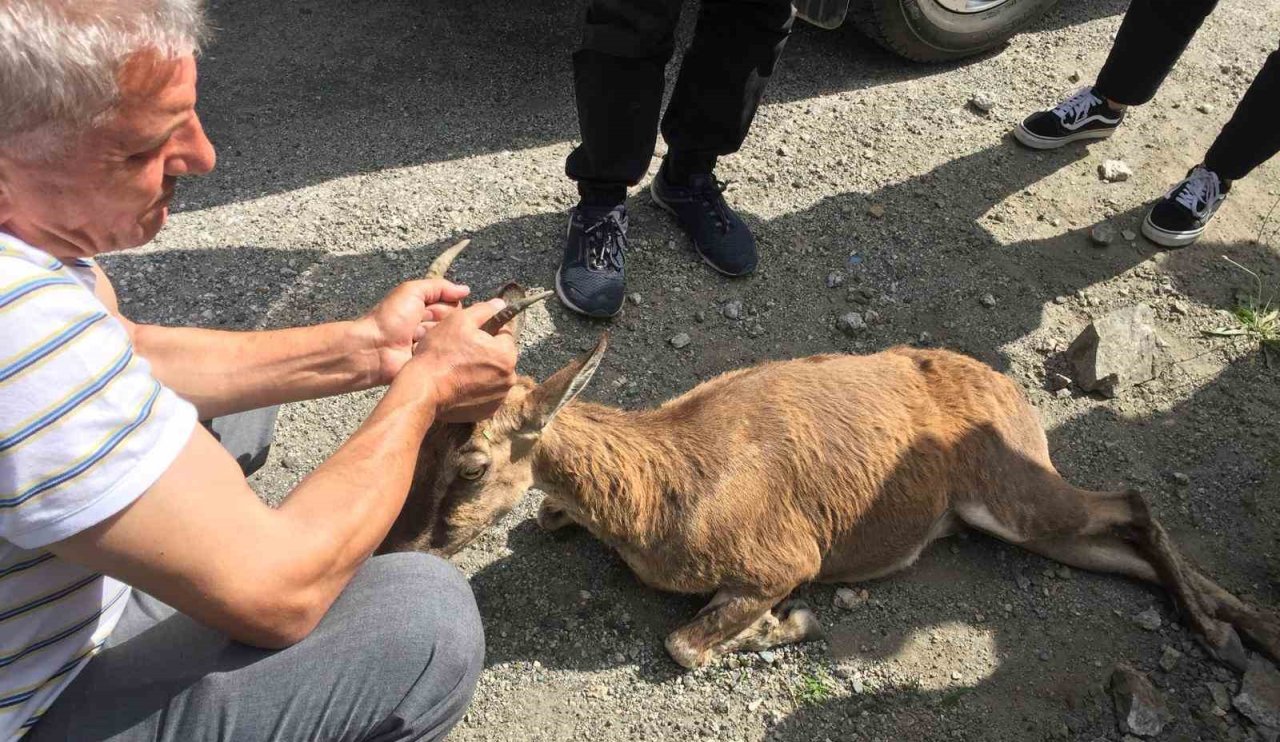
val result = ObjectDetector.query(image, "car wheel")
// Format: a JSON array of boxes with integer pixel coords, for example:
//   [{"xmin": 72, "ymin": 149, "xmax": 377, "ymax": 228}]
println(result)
[{"xmin": 852, "ymin": 0, "xmax": 1059, "ymax": 62}]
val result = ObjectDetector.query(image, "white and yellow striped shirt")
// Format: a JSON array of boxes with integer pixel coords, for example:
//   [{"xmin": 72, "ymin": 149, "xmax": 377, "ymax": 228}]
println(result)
[{"xmin": 0, "ymin": 233, "xmax": 195, "ymax": 739}]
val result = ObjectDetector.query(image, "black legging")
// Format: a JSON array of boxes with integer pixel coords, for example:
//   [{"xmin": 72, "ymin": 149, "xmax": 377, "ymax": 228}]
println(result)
[
  {"xmin": 1094, "ymin": 0, "xmax": 1280, "ymax": 181},
  {"xmin": 565, "ymin": 0, "xmax": 795, "ymax": 205}
]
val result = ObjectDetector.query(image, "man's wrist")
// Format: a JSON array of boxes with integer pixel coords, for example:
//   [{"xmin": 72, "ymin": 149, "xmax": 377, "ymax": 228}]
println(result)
[
  {"xmin": 388, "ymin": 362, "xmax": 447, "ymax": 417},
  {"xmin": 345, "ymin": 317, "xmax": 389, "ymax": 389}
]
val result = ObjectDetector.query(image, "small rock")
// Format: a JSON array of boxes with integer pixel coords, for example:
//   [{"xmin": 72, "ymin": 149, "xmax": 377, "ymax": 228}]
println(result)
[
  {"xmin": 847, "ymin": 287, "xmax": 875, "ymax": 305},
  {"xmin": 695, "ymin": 311, "xmax": 707, "ymax": 323},
  {"xmin": 1171, "ymin": 472, "xmax": 1190, "ymax": 485},
  {"xmin": 834, "ymin": 587, "xmax": 869, "ymax": 610},
  {"xmin": 1048, "ymin": 373, "xmax": 1073, "ymax": 392},
  {"xmin": 1132, "ymin": 607, "xmax": 1162, "ymax": 631},
  {"xmin": 969, "ymin": 92, "xmax": 996, "ymax": 114},
  {"xmin": 1122, "ymin": 229, "xmax": 1137, "ymax": 241},
  {"xmin": 748, "ymin": 699, "xmax": 764, "ymax": 712},
  {"xmin": 1208, "ymin": 681, "xmax": 1233, "ymax": 711},
  {"xmin": 1015, "ymin": 573, "xmax": 1032, "ymax": 590},
  {"xmin": 758, "ymin": 651, "xmax": 777, "ymax": 665},
  {"xmin": 1038, "ymin": 649, "xmax": 1051, "ymax": 662},
  {"xmin": 1091, "ymin": 223, "xmax": 1117, "ymax": 247},
  {"xmin": 669, "ymin": 333, "xmax": 691, "ymax": 349},
  {"xmin": 826, "ymin": 272, "xmax": 845, "ymax": 289},
  {"xmin": 1067, "ymin": 304, "xmax": 1167, "ymax": 398},
  {"xmin": 723, "ymin": 301, "xmax": 743, "ymax": 320},
  {"xmin": 1159, "ymin": 646, "xmax": 1182, "ymax": 672},
  {"xmin": 951, "ymin": 670, "xmax": 962, "ymax": 680},
  {"xmin": 578, "ymin": 590, "xmax": 592, "ymax": 602},
  {"xmin": 627, "ymin": 293, "xmax": 643, "ymax": 306},
  {"xmin": 1234, "ymin": 657, "xmax": 1280, "ymax": 728},
  {"xmin": 838, "ymin": 312, "xmax": 867, "ymax": 336},
  {"xmin": 280, "ymin": 455, "xmax": 299, "ymax": 471},
  {"xmin": 979, "ymin": 293, "xmax": 998, "ymax": 308},
  {"xmin": 863, "ymin": 309, "xmax": 881, "ymax": 325},
  {"xmin": 776, "ymin": 145, "xmax": 790, "ymax": 157},
  {"xmin": 851, "ymin": 676, "xmax": 865, "ymax": 694},
  {"xmin": 1110, "ymin": 663, "xmax": 1172, "ymax": 737},
  {"xmin": 1069, "ymin": 69, "xmax": 1083, "ymax": 83},
  {"xmin": 1054, "ymin": 388, "xmax": 1072, "ymax": 399},
  {"xmin": 868, "ymin": 204, "xmax": 886, "ymax": 219},
  {"xmin": 1099, "ymin": 160, "xmax": 1134, "ymax": 183},
  {"xmin": 748, "ymin": 324, "xmax": 765, "ymax": 338},
  {"xmin": 1197, "ymin": 102, "xmax": 1216, "ymax": 114}
]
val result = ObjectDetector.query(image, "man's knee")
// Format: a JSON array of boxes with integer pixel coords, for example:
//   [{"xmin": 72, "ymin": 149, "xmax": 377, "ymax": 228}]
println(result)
[{"xmin": 356, "ymin": 553, "xmax": 485, "ymax": 720}]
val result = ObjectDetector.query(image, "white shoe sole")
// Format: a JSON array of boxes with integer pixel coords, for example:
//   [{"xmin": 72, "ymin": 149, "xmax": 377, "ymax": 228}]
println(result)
[
  {"xmin": 1013, "ymin": 123, "xmax": 1116, "ymax": 150},
  {"xmin": 1141, "ymin": 213, "xmax": 1203, "ymax": 248},
  {"xmin": 649, "ymin": 179, "xmax": 753, "ymax": 278}
]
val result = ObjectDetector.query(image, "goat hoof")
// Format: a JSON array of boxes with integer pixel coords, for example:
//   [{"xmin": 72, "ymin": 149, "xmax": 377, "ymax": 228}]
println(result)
[
  {"xmin": 664, "ymin": 633, "xmax": 707, "ymax": 670},
  {"xmin": 1202, "ymin": 624, "xmax": 1248, "ymax": 672},
  {"xmin": 536, "ymin": 502, "xmax": 573, "ymax": 531}
]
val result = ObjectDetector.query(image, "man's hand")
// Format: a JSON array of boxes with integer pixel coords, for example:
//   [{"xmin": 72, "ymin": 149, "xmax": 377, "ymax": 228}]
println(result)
[
  {"xmin": 410, "ymin": 299, "xmax": 519, "ymax": 422},
  {"xmin": 358, "ymin": 279, "xmax": 472, "ymax": 386}
]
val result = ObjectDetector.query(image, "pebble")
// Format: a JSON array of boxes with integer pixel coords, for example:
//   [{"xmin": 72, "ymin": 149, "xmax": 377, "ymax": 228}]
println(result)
[
  {"xmin": 838, "ymin": 312, "xmax": 867, "ymax": 336},
  {"xmin": 979, "ymin": 293, "xmax": 997, "ymax": 308},
  {"xmin": 834, "ymin": 587, "xmax": 870, "ymax": 610},
  {"xmin": 1208, "ymin": 681, "xmax": 1233, "ymax": 711},
  {"xmin": 826, "ymin": 271, "xmax": 845, "ymax": 289},
  {"xmin": 847, "ymin": 287, "xmax": 875, "ymax": 305},
  {"xmin": 1110, "ymin": 664, "xmax": 1172, "ymax": 737},
  {"xmin": 1197, "ymin": 102, "xmax": 1216, "ymax": 114},
  {"xmin": 951, "ymin": 670, "xmax": 962, "ymax": 680},
  {"xmin": 868, "ymin": 204, "xmax": 886, "ymax": 219},
  {"xmin": 1015, "ymin": 574, "xmax": 1031, "ymax": 590},
  {"xmin": 1048, "ymin": 373, "xmax": 1073, "ymax": 391},
  {"xmin": 1172, "ymin": 472, "xmax": 1190, "ymax": 485},
  {"xmin": 1235, "ymin": 657, "xmax": 1280, "ymax": 728},
  {"xmin": 757, "ymin": 651, "xmax": 777, "ymax": 665},
  {"xmin": 627, "ymin": 293, "xmax": 643, "ymax": 305},
  {"xmin": 695, "ymin": 310, "xmax": 707, "ymax": 323},
  {"xmin": 748, "ymin": 324, "xmax": 765, "ymax": 338},
  {"xmin": 669, "ymin": 333, "xmax": 691, "ymax": 349},
  {"xmin": 969, "ymin": 92, "xmax": 995, "ymax": 114},
  {"xmin": 1132, "ymin": 607, "xmax": 1162, "ymax": 631},
  {"xmin": 851, "ymin": 676, "xmax": 865, "ymax": 694},
  {"xmin": 1054, "ymin": 388, "xmax": 1073, "ymax": 399},
  {"xmin": 1159, "ymin": 646, "xmax": 1182, "ymax": 672},
  {"xmin": 1090, "ymin": 223, "xmax": 1117, "ymax": 246},
  {"xmin": 1099, "ymin": 160, "xmax": 1134, "ymax": 183},
  {"xmin": 1069, "ymin": 69, "xmax": 1083, "ymax": 83},
  {"xmin": 1121, "ymin": 229, "xmax": 1137, "ymax": 241},
  {"xmin": 723, "ymin": 300, "xmax": 743, "ymax": 320}
]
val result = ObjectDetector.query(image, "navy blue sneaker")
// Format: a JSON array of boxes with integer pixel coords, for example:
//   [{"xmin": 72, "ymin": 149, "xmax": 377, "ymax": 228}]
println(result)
[
  {"xmin": 556, "ymin": 205, "xmax": 627, "ymax": 318},
  {"xmin": 1142, "ymin": 165, "xmax": 1231, "ymax": 248},
  {"xmin": 650, "ymin": 168, "xmax": 757, "ymax": 277},
  {"xmin": 1015, "ymin": 86, "xmax": 1125, "ymax": 150}
]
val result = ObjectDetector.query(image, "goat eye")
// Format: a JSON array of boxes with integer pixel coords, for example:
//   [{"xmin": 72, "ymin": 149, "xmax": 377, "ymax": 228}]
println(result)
[{"xmin": 459, "ymin": 464, "xmax": 488, "ymax": 481}]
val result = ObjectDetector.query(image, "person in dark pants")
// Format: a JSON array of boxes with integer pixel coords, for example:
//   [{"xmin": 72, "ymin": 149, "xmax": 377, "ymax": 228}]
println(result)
[
  {"xmin": 556, "ymin": 0, "xmax": 795, "ymax": 318},
  {"xmin": 1013, "ymin": 0, "xmax": 1280, "ymax": 248}
]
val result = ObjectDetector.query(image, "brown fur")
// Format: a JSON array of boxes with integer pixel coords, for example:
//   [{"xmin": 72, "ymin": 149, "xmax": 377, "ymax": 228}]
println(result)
[{"xmin": 381, "ymin": 340, "xmax": 1280, "ymax": 670}]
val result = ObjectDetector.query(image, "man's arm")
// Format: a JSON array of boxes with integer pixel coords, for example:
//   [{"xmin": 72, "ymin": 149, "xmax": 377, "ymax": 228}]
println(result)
[
  {"xmin": 92, "ymin": 264, "xmax": 466, "ymax": 418},
  {"xmin": 49, "ymin": 300, "xmax": 516, "ymax": 648}
]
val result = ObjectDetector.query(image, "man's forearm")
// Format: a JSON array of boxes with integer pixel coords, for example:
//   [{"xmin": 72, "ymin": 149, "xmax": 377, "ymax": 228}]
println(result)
[{"xmin": 132, "ymin": 322, "xmax": 382, "ymax": 418}]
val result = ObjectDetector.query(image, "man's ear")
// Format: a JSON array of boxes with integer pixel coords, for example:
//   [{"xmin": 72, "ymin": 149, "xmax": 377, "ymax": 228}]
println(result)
[{"xmin": 520, "ymin": 334, "xmax": 608, "ymax": 434}]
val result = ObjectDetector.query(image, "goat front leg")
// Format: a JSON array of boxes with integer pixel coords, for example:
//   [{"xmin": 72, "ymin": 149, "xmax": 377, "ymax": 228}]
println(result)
[{"xmin": 665, "ymin": 589, "xmax": 821, "ymax": 669}]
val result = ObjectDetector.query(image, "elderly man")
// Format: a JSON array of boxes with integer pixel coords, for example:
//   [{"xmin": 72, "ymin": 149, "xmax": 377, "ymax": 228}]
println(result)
[{"xmin": 0, "ymin": 1, "xmax": 517, "ymax": 739}]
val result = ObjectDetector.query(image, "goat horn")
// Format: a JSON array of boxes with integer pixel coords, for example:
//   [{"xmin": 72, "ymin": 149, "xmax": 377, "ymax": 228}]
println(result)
[
  {"xmin": 424, "ymin": 238, "xmax": 471, "ymax": 279},
  {"xmin": 480, "ymin": 290, "xmax": 553, "ymax": 335}
]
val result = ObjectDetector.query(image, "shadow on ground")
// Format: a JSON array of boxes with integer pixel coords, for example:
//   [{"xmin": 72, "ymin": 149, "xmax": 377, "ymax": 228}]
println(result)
[{"xmin": 184, "ymin": 0, "xmax": 1127, "ymax": 211}]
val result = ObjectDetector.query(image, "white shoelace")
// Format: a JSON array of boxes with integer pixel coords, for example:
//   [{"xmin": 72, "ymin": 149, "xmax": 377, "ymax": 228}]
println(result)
[
  {"xmin": 1052, "ymin": 87, "xmax": 1103, "ymax": 125},
  {"xmin": 1172, "ymin": 166, "xmax": 1222, "ymax": 218}
]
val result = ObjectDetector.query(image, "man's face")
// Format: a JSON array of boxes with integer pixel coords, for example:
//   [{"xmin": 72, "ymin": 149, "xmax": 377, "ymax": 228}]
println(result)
[{"xmin": 0, "ymin": 53, "xmax": 215, "ymax": 259}]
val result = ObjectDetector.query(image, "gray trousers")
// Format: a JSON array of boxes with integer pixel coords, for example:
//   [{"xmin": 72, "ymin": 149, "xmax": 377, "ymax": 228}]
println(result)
[{"xmin": 31, "ymin": 409, "xmax": 484, "ymax": 741}]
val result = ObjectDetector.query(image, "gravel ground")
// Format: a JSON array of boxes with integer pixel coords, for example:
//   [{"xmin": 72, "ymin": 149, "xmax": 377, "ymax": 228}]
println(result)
[{"xmin": 107, "ymin": 0, "xmax": 1280, "ymax": 739}]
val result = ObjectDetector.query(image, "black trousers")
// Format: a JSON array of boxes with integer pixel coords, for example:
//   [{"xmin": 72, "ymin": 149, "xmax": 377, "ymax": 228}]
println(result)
[
  {"xmin": 1094, "ymin": 0, "xmax": 1280, "ymax": 181},
  {"xmin": 565, "ymin": 0, "xmax": 795, "ymax": 205}
]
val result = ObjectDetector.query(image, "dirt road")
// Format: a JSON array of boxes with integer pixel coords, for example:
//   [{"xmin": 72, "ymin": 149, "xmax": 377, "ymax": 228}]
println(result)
[{"xmin": 113, "ymin": 0, "xmax": 1280, "ymax": 738}]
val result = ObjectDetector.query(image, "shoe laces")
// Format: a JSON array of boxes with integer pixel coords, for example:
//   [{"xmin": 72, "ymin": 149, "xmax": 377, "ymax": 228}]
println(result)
[
  {"xmin": 1172, "ymin": 166, "xmax": 1222, "ymax": 218},
  {"xmin": 691, "ymin": 177, "xmax": 733, "ymax": 235},
  {"xmin": 583, "ymin": 211, "xmax": 626, "ymax": 272},
  {"xmin": 1052, "ymin": 87, "xmax": 1103, "ymax": 125}
]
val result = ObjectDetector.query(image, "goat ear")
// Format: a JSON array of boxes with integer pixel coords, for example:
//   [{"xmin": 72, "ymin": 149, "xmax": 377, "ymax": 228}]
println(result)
[{"xmin": 523, "ymin": 333, "xmax": 608, "ymax": 432}]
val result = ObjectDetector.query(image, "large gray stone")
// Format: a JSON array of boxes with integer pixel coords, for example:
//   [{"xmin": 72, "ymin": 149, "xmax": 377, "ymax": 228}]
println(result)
[
  {"xmin": 1068, "ymin": 304, "xmax": 1166, "ymax": 397},
  {"xmin": 1110, "ymin": 664, "xmax": 1171, "ymax": 737},
  {"xmin": 1235, "ymin": 658, "xmax": 1280, "ymax": 728}
]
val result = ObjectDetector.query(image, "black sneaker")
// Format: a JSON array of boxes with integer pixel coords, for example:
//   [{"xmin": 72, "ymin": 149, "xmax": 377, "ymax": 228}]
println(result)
[
  {"xmin": 650, "ymin": 167, "xmax": 757, "ymax": 277},
  {"xmin": 556, "ymin": 205, "xmax": 627, "ymax": 318},
  {"xmin": 1014, "ymin": 86, "xmax": 1125, "ymax": 150},
  {"xmin": 1142, "ymin": 165, "xmax": 1230, "ymax": 248}
]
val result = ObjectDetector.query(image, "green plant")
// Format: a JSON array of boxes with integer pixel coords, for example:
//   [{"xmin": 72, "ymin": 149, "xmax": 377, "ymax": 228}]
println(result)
[
  {"xmin": 1204, "ymin": 257, "xmax": 1280, "ymax": 361},
  {"xmin": 790, "ymin": 669, "xmax": 835, "ymax": 706}
]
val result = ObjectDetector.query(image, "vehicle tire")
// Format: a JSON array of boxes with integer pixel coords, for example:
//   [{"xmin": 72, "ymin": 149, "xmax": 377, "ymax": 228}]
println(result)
[{"xmin": 852, "ymin": 0, "xmax": 1059, "ymax": 62}]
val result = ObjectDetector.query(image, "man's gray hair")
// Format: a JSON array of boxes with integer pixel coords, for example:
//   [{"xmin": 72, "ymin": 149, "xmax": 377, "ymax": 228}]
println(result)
[{"xmin": 0, "ymin": 0, "xmax": 208, "ymax": 155}]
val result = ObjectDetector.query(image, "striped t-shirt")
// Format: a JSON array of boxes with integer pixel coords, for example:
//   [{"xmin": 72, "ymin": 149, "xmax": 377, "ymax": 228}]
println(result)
[{"xmin": 0, "ymin": 233, "xmax": 196, "ymax": 738}]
